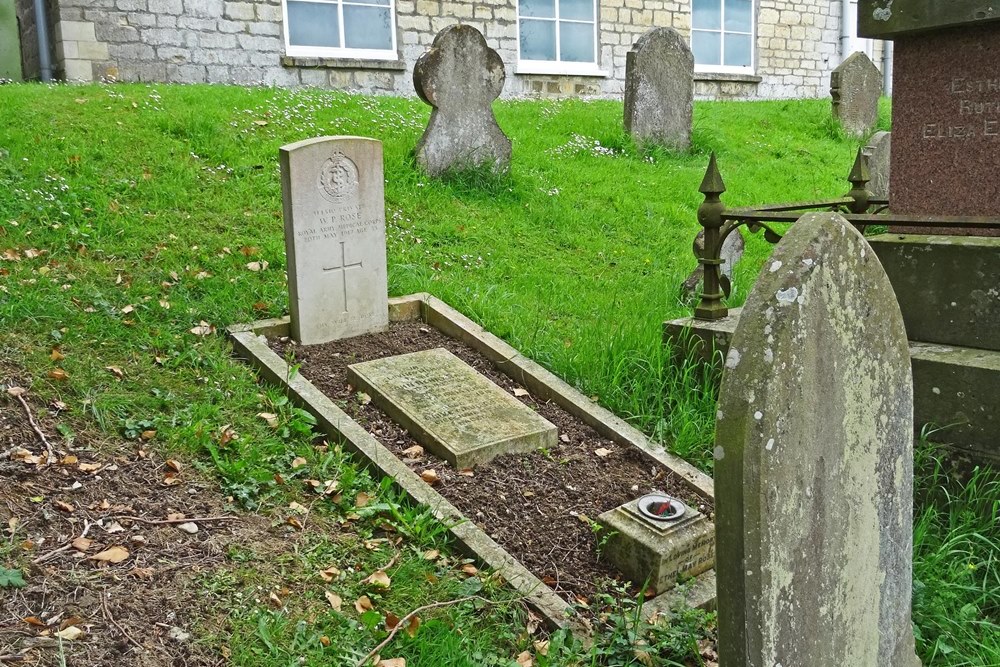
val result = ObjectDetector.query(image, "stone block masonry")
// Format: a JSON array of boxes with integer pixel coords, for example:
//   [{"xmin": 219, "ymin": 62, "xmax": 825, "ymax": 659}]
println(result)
[{"xmin": 33, "ymin": 0, "xmax": 885, "ymax": 100}]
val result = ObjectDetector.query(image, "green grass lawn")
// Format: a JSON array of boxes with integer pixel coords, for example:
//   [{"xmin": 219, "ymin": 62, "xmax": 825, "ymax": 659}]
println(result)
[{"xmin": 0, "ymin": 83, "xmax": 996, "ymax": 666}]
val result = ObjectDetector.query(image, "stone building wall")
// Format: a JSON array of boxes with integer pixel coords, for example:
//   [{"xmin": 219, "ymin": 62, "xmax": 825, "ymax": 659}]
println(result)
[{"xmin": 22, "ymin": 0, "xmax": 885, "ymax": 99}]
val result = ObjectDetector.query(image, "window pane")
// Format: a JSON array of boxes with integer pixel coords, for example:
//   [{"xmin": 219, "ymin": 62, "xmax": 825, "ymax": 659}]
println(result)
[
  {"xmin": 691, "ymin": 30, "xmax": 720, "ymax": 65},
  {"xmin": 521, "ymin": 0, "xmax": 555, "ymax": 19},
  {"xmin": 723, "ymin": 32, "xmax": 751, "ymax": 66},
  {"xmin": 520, "ymin": 19, "xmax": 556, "ymax": 60},
  {"xmin": 724, "ymin": 0, "xmax": 751, "ymax": 31},
  {"xmin": 692, "ymin": 0, "xmax": 721, "ymax": 30},
  {"xmin": 287, "ymin": 1, "xmax": 340, "ymax": 48},
  {"xmin": 343, "ymin": 5, "xmax": 392, "ymax": 49},
  {"xmin": 559, "ymin": 0, "xmax": 593, "ymax": 21},
  {"xmin": 559, "ymin": 21, "xmax": 594, "ymax": 62}
]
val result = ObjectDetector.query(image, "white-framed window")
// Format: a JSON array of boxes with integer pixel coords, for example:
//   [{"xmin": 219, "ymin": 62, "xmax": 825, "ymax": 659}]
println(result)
[
  {"xmin": 282, "ymin": 0, "xmax": 397, "ymax": 60},
  {"xmin": 691, "ymin": 0, "xmax": 754, "ymax": 74},
  {"xmin": 517, "ymin": 0, "xmax": 602, "ymax": 75}
]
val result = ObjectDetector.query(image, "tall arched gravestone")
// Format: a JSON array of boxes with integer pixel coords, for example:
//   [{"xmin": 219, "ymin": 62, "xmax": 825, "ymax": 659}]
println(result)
[
  {"xmin": 280, "ymin": 136, "xmax": 389, "ymax": 345},
  {"xmin": 714, "ymin": 213, "xmax": 921, "ymax": 667},
  {"xmin": 413, "ymin": 25, "xmax": 512, "ymax": 176},
  {"xmin": 624, "ymin": 27, "xmax": 693, "ymax": 150}
]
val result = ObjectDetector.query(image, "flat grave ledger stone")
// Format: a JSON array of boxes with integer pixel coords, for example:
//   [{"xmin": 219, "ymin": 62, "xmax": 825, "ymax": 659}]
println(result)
[
  {"xmin": 714, "ymin": 212, "xmax": 921, "ymax": 667},
  {"xmin": 888, "ymin": 21, "xmax": 1000, "ymax": 229},
  {"xmin": 413, "ymin": 24, "xmax": 512, "ymax": 176},
  {"xmin": 830, "ymin": 51, "xmax": 882, "ymax": 137},
  {"xmin": 598, "ymin": 494, "xmax": 714, "ymax": 594},
  {"xmin": 347, "ymin": 347, "xmax": 557, "ymax": 468},
  {"xmin": 280, "ymin": 136, "xmax": 389, "ymax": 345},
  {"xmin": 623, "ymin": 27, "xmax": 694, "ymax": 150}
]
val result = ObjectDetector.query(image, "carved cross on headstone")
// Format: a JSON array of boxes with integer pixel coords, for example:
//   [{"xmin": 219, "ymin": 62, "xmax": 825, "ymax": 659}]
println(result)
[
  {"xmin": 412, "ymin": 24, "xmax": 512, "ymax": 176},
  {"xmin": 323, "ymin": 241, "xmax": 364, "ymax": 314}
]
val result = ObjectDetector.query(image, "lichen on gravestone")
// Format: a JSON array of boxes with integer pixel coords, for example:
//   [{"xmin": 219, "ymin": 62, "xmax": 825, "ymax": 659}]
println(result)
[
  {"xmin": 623, "ymin": 27, "xmax": 694, "ymax": 150},
  {"xmin": 713, "ymin": 212, "xmax": 921, "ymax": 667},
  {"xmin": 412, "ymin": 25, "xmax": 512, "ymax": 176}
]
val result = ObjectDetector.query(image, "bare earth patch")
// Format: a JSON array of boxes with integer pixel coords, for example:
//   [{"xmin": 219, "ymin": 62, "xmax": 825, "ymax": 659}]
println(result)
[{"xmin": 0, "ymin": 380, "xmax": 269, "ymax": 666}]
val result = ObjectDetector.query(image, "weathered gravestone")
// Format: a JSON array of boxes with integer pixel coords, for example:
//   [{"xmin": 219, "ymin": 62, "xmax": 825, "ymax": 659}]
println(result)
[
  {"xmin": 413, "ymin": 25, "xmax": 512, "ymax": 176},
  {"xmin": 623, "ymin": 27, "xmax": 694, "ymax": 150},
  {"xmin": 714, "ymin": 212, "xmax": 921, "ymax": 667},
  {"xmin": 862, "ymin": 130, "xmax": 891, "ymax": 200},
  {"xmin": 347, "ymin": 348, "xmax": 556, "ymax": 467},
  {"xmin": 280, "ymin": 136, "xmax": 389, "ymax": 345},
  {"xmin": 681, "ymin": 228, "xmax": 745, "ymax": 301},
  {"xmin": 830, "ymin": 51, "xmax": 882, "ymax": 137}
]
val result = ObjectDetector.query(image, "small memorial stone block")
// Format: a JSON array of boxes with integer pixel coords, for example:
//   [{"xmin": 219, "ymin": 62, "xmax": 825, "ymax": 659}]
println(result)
[
  {"xmin": 623, "ymin": 27, "xmax": 694, "ymax": 150},
  {"xmin": 346, "ymin": 348, "xmax": 557, "ymax": 468},
  {"xmin": 714, "ymin": 212, "xmax": 920, "ymax": 667},
  {"xmin": 280, "ymin": 136, "xmax": 389, "ymax": 344},
  {"xmin": 413, "ymin": 24, "xmax": 512, "ymax": 176},
  {"xmin": 597, "ymin": 496, "xmax": 714, "ymax": 594},
  {"xmin": 831, "ymin": 51, "xmax": 882, "ymax": 137}
]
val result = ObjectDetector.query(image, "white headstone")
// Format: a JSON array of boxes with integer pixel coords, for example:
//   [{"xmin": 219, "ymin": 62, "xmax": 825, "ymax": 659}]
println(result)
[{"xmin": 280, "ymin": 136, "xmax": 389, "ymax": 344}]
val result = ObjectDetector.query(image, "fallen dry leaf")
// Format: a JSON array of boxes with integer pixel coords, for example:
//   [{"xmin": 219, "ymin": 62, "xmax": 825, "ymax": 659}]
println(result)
[
  {"xmin": 379, "ymin": 658, "xmax": 406, "ymax": 667},
  {"xmin": 515, "ymin": 651, "xmax": 533, "ymax": 667},
  {"xmin": 78, "ymin": 462, "xmax": 102, "ymax": 473},
  {"xmin": 354, "ymin": 595, "xmax": 374, "ymax": 614},
  {"xmin": 533, "ymin": 640, "xmax": 550, "ymax": 656},
  {"xmin": 6, "ymin": 386, "xmax": 26, "ymax": 397},
  {"xmin": 422, "ymin": 549, "xmax": 439, "ymax": 560},
  {"xmin": 401, "ymin": 445, "xmax": 424, "ymax": 459},
  {"xmin": 513, "ymin": 387, "xmax": 529, "ymax": 397},
  {"xmin": 419, "ymin": 469, "xmax": 439, "ymax": 485},
  {"xmin": 318, "ymin": 566, "xmax": 341, "ymax": 582},
  {"xmin": 177, "ymin": 522, "xmax": 199, "ymax": 534},
  {"xmin": 324, "ymin": 590, "xmax": 343, "ymax": 611},
  {"xmin": 165, "ymin": 459, "xmax": 182, "ymax": 473},
  {"xmin": 47, "ymin": 369, "xmax": 69, "ymax": 381},
  {"xmin": 269, "ymin": 591, "xmax": 283, "ymax": 608},
  {"xmin": 52, "ymin": 500, "xmax": 75, "ymax": 513},
  {"xmin": 354, "ymin": 492, "xmax": 370, "ymax": 508},
  {"xmin": 189, "ymin": 321, "xmax": 215, "ymax": 336},
  {"xmin": 405, "ymin": 615, "xmax": 421, "ymax": 638},
  {"xmin": 385, "ymin": 612, "xmax": 400, "ymax": 629},
  {"xmin": 363, "ymin": 570, "xmax": 391, "ymax": 589},
  {"xmin": 288, "ymin": 501, "xmax": 308, "ymax": 514},
  {"xmin": 458, "ymin": 468, "xmax": 475, "ymax": 477},
  {"xmin": 258, "ymin": 412, "xmax": 278, "ymax": 427},
  {"xmin": 50, "ymin": 349, "xmax": 64, "ymax": 362},
  {"xmin": 90, "ymin": 545, "xmax": 130, "ymax": 564},
  {"xmin": 461, "ymin": 563, "xmax": 479, "ymax": 576},
  {"xmin": 291, "ymin": 456, "xmax": 307, "ymax": 469},
  {"xmin": 61, "ymin": 455, "xmax": 78, "ymax": 465},
  {"xmin": 246, "ymin": 260, "xmax": 269, "ymax": 272},
  {"xmin": 106, "ymin": 365, "xmax": 124, "ymax": 379},
  {"xmin": 23, "ymin": 616, "xmax": 46, "ymax": 627},
  {"xmin": 71, "ymin": 537, "xmax": 93, "ymax": 552},
  {"xmin": 287, "ymin": 517, "xmax": 303, "ymax": 530},
  {"xmin": 594, "ymin": 448, "xmax": 612, "ymax": 458},
  {"xmin": 55, "ymin": 626, "xmax": 84, "ymax": 641}
]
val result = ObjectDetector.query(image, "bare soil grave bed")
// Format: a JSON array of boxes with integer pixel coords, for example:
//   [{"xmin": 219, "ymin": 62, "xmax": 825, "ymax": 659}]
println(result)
[{"xmin": 270, "ymin": 321, "xmax": 714, "ymax": 605}]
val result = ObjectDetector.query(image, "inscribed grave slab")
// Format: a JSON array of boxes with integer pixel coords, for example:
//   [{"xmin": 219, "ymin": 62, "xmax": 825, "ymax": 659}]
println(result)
[
  {"xmin": 280, "ymin": 136, "xmax": 389, "ymax": 344},
  {"xmin": 347, "ymin": 348, "xmax": 557, "ymax": 468}
]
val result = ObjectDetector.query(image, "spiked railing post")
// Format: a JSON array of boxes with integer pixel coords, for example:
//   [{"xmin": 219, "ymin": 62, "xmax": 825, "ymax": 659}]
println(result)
[
  {"xmin": 694, "ymin": 153, "xmax": 729, "ymax": 321},
  {"xmin": 847, "ymin": 147, "xmax": 871, "ymax": 215}
]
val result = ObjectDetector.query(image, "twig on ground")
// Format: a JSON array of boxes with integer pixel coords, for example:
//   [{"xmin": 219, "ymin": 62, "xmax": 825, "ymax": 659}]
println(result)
[
  {"xmin": 102, "ymin": 591, "xmax": 143, "ymax": 651},
  {"xmin": 114, "ymin": 515, "xmax": 238, "ymax": 525},
  {"xmin": 8, "ymin": 390, "xmax": 55, "ymax": 464},
  {"xmin": 0, "ymin": 654, "xmax": 26, "ymax": 663},
  {"xmin": 32, "ymin": 520, "xmax": 92, "ymax": 565},
  {"xmin": 355, "ymin": 595, "xmax": 494, "ymax": 667}
]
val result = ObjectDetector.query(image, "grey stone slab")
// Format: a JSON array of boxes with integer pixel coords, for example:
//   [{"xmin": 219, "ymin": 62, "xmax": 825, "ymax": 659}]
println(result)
[
  {"xmin": 862, "ymin": 130, "xmax": 891, "ymax": 199},
  {"xmin": 714, "ymin": 212, "xmax": 921, "ymax": 667},
  {"xmin": 858, "ymin": 0, "xmax": 1000, "ymax": 38},
  {"xmin": 831, "ymin": 51, "xmax": 882, "ymax": 137},
  {"xmin": 624, "ymin": 27, "xmax": 693, "ymax": 150},
  {"xmin": 413, "ymin": 25, "xmax": 511, "ymax": 176},
  {"xmin": 347, "ymin": 347, "xmax": 556, "ymax": 468},
  {"xmin": 598, "ymin": 497, "xmax": 714, "ymax": 594},
  {"xmin": 280, "ymin": 136, "xmax": 389, "ymax": 345}
]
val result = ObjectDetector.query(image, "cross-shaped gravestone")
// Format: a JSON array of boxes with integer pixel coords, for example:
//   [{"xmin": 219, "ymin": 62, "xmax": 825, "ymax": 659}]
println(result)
[
  {"xmin": 280, "ymin": 136, "xmax": 388, "ymax": 344},
  {"xmin": 413, "ymin": 24, "xmax": 512, "ymax": 176},
  {"xmin": 714, "ymin": 212, "xmax": 921, "ymax": 667}
]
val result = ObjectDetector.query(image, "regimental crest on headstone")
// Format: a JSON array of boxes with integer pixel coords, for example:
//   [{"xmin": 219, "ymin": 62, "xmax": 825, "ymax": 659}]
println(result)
[
  {"xmin": 862, "ymin": 130, "xmax": 891, "ymax": 200},
  {"xmin": 413, "ymin": 24, "xmax": 512, "ymax": 176},
  {"xmin": 624, "ymin": 27, "xmax": 694, "ymax": 150},
  {"xmin": 280, "ymin": 136, "xmax": 389, "ymax": 345},
  {"xmin": 831, "ymin": 51, "xmax": 882, "ymax": 137},
  {"xmin": 714, "ymin": 212, "xmax": 921, "ymax": 667}
]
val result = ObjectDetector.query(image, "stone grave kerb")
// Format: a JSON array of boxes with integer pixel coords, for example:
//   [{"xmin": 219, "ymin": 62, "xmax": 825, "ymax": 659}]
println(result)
[
  {"xmin": 714, "ymin": 212, "xmax": 920, "ymax": 666},
  {"xmin": 413, "ymin": 24, "xmax": 512, "ymax": 176},
  {"xmin": 280, "ymin": 136, "xmax": 389, "ymax": 345}
]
